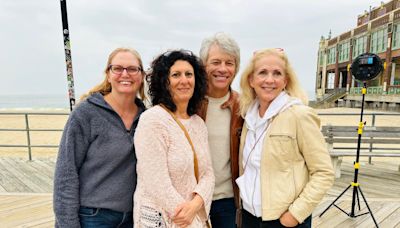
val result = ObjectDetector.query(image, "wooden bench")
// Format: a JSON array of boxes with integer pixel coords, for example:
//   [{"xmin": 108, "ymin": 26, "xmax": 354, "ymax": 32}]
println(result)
[{"xmin": 321, "ymin": 125, "xmax": 400, "ymax": 178}]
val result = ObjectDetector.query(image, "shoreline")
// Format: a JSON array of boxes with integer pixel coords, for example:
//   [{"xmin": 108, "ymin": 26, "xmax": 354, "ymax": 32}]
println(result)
[
  {"xmin": 0, "ymin": 108, "xmax": 70, "ymax": 113},
  {"xmin": 1, "ymin": 107, "xmax": 399, "ymax": 159}
]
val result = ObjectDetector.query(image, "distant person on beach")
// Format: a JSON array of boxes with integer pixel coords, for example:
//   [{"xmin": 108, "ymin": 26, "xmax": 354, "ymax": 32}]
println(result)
[
  {"xmin": 133, "ymin": 50, "xmax": 215, "ymax": 227},
  {"xmin": 237, "ymin": 48, "xmax": 334, "ymax": 227},
  {"xmin": 53, "ymin": 47, "xmax": 146, "ymax": 227},
  {"xmin": 197, "ymin": 32, "xmax": 243, "ymax": 228}
]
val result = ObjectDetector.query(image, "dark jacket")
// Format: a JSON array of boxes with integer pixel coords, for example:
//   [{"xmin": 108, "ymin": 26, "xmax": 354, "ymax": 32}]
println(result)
[
  {"xmin": 197, "ymin": 90, "xmax": 244, "ymax": 210},
  {"xmin": 53, "ymin": 92, "xmax": 145, "ymax": 227}
]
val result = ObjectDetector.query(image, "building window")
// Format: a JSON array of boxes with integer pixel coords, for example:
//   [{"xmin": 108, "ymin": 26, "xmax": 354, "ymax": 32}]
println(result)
[
  {"xmin": 370, "ymin": 28, "xmax": 388, "ymax": 53},
  {"xmin": 353, "ymin": 35, "xmax": 367, "ymax": 58},
  {"xmin": 319, "ymin": 51, "xmax": 324, "ymax": 65},
  {"xmin": 338, "ymin": 41, "xmax": 350, "ymax": 63},
  {"xmin": 393, "ymin": 23, "xmax": 400, "ymax": 50},
  {"xmin": 327, "ymin": 47, "xmax": 336, "ymax": 64},
  {"xmin": 327, "ymin": 73, "xmax": 335, "ymax": 89}
]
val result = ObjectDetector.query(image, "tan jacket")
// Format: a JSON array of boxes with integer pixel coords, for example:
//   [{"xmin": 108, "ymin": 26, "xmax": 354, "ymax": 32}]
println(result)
[
  {"xmin": 239, "ymin": 105, "xmax": 334, "ymax": 223},
  {"xmin": 198, "ymin": 90, "xmax": 244, "ymax": 209}
]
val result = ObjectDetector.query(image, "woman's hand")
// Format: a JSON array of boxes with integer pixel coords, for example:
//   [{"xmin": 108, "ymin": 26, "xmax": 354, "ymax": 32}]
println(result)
[
  {"xmin": 172, "ymin": 194, "xmax": 204, "ymax": 227},
  {"xmin": 279, "ymin": 211, "xmax": 299, "ymax": 227}
]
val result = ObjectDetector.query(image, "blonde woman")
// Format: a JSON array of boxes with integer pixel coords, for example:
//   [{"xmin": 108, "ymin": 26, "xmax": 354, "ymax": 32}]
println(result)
[
  {"xmin": 54, "ymin": 48, "xmax": 146, "ymax": 227},
  {"xmin": 237, "ymin": 48, "xmax": 334, "ymax": 227}
]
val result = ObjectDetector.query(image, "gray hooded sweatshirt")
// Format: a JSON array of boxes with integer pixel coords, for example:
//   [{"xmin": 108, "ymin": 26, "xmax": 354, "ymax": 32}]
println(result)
[{"xmin": 53, "ymin": 92, "xmax": 145, "ymax": 227}]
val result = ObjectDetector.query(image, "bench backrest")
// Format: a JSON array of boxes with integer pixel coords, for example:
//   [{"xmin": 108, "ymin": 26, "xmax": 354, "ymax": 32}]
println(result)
[
  {"xmin": 321, "ymin": 126, "xmax": 400, "ymax": 138},
  {"xmin": 321, "ymin": 125, "xmax": 400, "ymax": 148}
]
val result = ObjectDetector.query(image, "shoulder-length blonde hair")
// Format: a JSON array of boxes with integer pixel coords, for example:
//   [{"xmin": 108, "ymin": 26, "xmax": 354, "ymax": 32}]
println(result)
[
  {"xmin": 80, "ymin": 47, "xmax": 146, "ymax": 101},
  {"xmin": 239, "ymin": 48, "xmax": 308, "ymax": 117}
]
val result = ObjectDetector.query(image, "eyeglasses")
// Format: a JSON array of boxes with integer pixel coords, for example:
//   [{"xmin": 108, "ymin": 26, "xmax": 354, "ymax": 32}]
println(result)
[{"xmin": 109, "ymin": 65, "xmax": 142, "ymax": 76}]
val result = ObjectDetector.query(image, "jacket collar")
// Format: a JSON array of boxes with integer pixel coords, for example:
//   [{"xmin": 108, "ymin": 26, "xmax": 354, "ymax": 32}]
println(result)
[
  {"xmin": 204, "ymin": 87, "xmax": 239, "ymax": 110},
  {"xmin": 87, "ymin": 92, "xmax": 146, "ymax": 113},
  {"xmin": 245, "ymin": 91, "xmax": 302, "ymax": 131}
]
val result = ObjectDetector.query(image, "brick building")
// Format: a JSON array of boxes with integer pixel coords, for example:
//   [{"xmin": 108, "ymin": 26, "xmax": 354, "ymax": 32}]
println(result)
[{"xmin": 316, "ymin": 0, "xmax": 400, "ymax": 110}]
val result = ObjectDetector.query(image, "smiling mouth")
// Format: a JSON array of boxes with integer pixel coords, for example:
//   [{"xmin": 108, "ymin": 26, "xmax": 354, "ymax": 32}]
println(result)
[
  {"xmin": 213, "ymin": 75, "xmax": 229, "ymax": 80},
  {"xmin": 120, "ymin": 81, "xmax": 133, "ymax": 85},
  {"xmin": 261, "ymin": 87, "xmax": 275, "ymax": 91},
  {"xmin": 178, "ymin": 88, "xmax": 191, "ymax": 92}
]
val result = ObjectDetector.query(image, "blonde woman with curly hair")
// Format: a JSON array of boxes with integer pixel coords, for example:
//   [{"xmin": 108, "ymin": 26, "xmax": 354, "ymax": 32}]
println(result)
[{"xmin": 237, "ymin": 48, "xmax": 334, "ymax": 227}]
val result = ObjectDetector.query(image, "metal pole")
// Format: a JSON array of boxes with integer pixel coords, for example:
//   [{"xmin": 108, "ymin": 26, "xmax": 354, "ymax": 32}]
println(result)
[
  {"xmin": 24, "ymin": 114, "xmax": 32, "ymax": 161},
  {"xmin": 350, "ymin": 82, "xmax": 366, "ymax": 217},
  {"xmin": 369, "ymin": 114, "xmax": 376, "ymax": 164},
  {"xmin": 60, "ymin": 0, "xmax": 76, "ymax": 111}
]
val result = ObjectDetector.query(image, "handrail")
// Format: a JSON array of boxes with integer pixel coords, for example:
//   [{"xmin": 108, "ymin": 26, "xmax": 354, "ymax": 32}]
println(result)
[
  {"xmin": 1, "ymin": 112, "xmax": 400, "ymax": 160},
  {"xmin": 0, "ymin": 112, "xmax": 69, "ymax": 160},
  {"xmin": 314, "ymin": 88, "xmax": 346, "ymax": 107}
]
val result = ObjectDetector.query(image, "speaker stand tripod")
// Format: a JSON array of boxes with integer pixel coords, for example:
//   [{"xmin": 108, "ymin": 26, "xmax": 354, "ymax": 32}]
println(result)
[{"xmin": 319, "ymin": 82, "xmax": 379, "ymax": 228}]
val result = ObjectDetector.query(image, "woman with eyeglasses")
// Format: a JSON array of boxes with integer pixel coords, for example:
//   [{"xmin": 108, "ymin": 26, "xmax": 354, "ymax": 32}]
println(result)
[
  {"xmin": 53, "ymin": 47, "xmax": 146, "ymax": 227},
  {"xmin": 236, "ymin": 48, "xmax": 334, "ymax": 227},
  {"xmin": 134, "ymin": 50, "xmax": 215, "ymax": 227}
]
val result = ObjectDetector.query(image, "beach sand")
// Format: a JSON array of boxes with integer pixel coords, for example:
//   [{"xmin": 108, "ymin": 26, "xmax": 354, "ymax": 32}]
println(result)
[
  {"xmin": 0, "ymin": 111, "xmax": 68, "ymax": 158},
  {"xmin": 0, "ymin": 107, "xmax": 399, "ymax": 161}
]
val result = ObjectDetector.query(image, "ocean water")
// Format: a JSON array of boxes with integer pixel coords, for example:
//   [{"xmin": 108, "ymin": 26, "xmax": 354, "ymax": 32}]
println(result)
[
  {"xmin": 0, "ymin": 92, "xmax": 316, "ymax": 110},
  {"xmin": 0, "ymin": 94, "xmax": 72, "ymax": 110}
]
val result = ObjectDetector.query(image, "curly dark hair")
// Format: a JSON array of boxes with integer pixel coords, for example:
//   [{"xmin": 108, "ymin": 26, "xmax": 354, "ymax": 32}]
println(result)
[{"xmin": 147, "ymin": 50, "xmax": 207, "ymax": 116}]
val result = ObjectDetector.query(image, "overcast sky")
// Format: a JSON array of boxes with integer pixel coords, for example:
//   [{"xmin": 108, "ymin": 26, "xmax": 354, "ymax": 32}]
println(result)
[{"xmin": 0, "ymin": 0, "xmax": 384, "ymax": 100}]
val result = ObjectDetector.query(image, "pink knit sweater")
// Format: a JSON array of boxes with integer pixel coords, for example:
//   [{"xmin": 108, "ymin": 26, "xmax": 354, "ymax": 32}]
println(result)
[{"xmin": 134, "ymin": 105, "xmax": 215, "ymax": 227}]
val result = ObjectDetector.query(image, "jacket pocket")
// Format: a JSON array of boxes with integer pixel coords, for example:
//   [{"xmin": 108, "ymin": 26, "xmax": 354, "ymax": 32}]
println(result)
[
  {"xmin": 268, "ymin": 133, "xmax": 295, "ymax": 161},
  {"xmin": 269, "ymin": 170, "xmax": 296, "ymax": 208}
]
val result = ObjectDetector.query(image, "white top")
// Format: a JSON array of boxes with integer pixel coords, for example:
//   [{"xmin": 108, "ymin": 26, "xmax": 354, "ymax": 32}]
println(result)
[{"xmin": 236, "ymin": 92, "xmax": 302, "ymax": 217}]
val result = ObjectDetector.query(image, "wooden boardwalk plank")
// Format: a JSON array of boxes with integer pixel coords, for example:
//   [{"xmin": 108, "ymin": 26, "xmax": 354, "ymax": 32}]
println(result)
[
  {"xmin": 313, "ymin": 200, "xmax": 400, "ymax": 228},
  {"xmin": 0, "ymin": 159, "xmax": 32, "ymax": 192},
  {"xmin": 378, "ymin": 206, "xmax": 400, "ymax": 228},
  {"xmin": 357, "ymin": 202, "xmax": 400, "ymax": 227},
  {"xmin": 0, "ymin": 158, "xmax": 54, "ymax": 193},
  {"xmin": 336, "ymin": 201, "xmax": 386, "ymax": 228},
  {"xmin": 0, "ymin": 158, "xmax": 46, "ymax": 192},
  {"xmin": 314, "ymin": 201, "xmax": 353, "ymax": 227},
  {"xmin": 0, "ymin": 194, "xmax": 54, "ymax": 228},
  {"xmin": 0, "ymin": 157, "xmax": 399, "ymax": 227},
  {"xmin": 4, "ymin": 158, "xmax": 54, "ymax": 191}
]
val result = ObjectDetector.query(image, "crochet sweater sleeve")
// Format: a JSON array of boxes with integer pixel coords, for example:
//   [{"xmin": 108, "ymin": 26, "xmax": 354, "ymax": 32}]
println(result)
[{"xmin": 134, "ymin": 110, "xmax": 186, "ymax": 215}]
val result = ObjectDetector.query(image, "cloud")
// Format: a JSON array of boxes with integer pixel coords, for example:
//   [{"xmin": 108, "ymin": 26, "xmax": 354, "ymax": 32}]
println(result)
[{"xmin": 0, "ymin": 0, "xmax": 384, "ymax": 99}]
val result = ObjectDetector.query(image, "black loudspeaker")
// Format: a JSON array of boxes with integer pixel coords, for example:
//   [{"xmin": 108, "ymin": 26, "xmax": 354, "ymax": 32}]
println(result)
[{"xmin": 351, "ymin": 53, "xmax": 383, "ymax": 81}]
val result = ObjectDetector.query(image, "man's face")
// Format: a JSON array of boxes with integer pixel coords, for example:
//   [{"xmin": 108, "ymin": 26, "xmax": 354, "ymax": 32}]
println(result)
[{"xmin": 205, "ymin": 44, "xmax": 236, "ymax": 96}]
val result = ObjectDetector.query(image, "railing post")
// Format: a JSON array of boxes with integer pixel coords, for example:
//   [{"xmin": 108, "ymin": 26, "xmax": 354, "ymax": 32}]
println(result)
[
  {"xmin": 24, "ymin": 114, "xmax": 32, "ymax": 161},
  {"xmin": 368, "ymin": 114, "xmax": 376, "ymax": 164}
]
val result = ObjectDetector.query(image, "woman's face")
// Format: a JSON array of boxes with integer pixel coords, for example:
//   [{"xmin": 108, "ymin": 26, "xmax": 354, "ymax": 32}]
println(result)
[
  {"xmin": 168, "ymin": 60, "xmax": 195, "ymax": 106},
  {"xmin": 107, "ymin": 51, "xmax": 143, "ymax": 96},
  {"xmin": 249, "ymin": 54, "xmax": 288, "ymax": 108}
]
